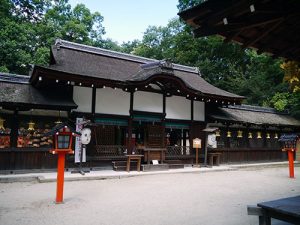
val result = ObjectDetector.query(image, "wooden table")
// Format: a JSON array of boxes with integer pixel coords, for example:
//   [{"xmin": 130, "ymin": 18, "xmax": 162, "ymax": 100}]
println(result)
[
  {"xmin": 143, "ymin": 148, "xmax": 166, "ymax": 164},
  {"xmin": 126, "ymin": 154, "xmax": 142, "ymax": 172},
  {"xmin": 257, "ymin": 196, "xmax": 300, "ymax": 225},
  {"xmin": 208, "ymin": 152, "xmax": 221, "ymax": 166}
]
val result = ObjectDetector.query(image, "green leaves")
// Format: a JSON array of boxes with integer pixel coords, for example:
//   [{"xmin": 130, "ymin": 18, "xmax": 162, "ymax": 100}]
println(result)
[{"xmin": 1, "ymin": 0, "xmax": 106, "ymax": 74}]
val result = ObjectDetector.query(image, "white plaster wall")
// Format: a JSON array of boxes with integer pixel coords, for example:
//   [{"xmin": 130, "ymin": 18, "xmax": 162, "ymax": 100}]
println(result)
[
  {"xmin": 133, "ymin": 91, "xmax": 163, "ymax": 113},
  {"xmin": 166, "ymin": 96, "xmax": 191, "ymax": 120},
  {"xmin": 96, "ymin": 88, "xmax": 130, "ymax": 115},
  {"xmin": 73, "ymin": 86, "xmax": 92, "ymax": 113},
  {"xmin": 194, "ymin": 101, "xmax": 205, "ymax": 121}
]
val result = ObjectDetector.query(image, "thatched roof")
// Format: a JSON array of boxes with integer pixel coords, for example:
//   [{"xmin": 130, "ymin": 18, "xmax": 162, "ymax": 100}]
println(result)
[
  {"xmin": 178, "ymin": 0, "xmax": 300, "ymax": 61},
  {"xmin": 209, "ymin": 105, "xmax": 300, "ymax": 127},
  {"xmin": 30, "ymin": 39, "xmax": 244, "ymax": 102},
  {"xmin": 0, "ymin": 73, "xmax": 77, "ymax": 110}
]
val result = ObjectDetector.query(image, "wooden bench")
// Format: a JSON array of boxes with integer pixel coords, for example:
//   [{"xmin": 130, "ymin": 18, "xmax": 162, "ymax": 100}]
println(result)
[
  {"xmin": 126, "ymin": 154, "xmax": 142, "ymax": 172},
  {"xmin": 247, "ymin": 205, "xmax": 295, "ymax": 225},
  {"xmin": 208, "ymin": 152, "xmax": 221, "ymax": 166}
]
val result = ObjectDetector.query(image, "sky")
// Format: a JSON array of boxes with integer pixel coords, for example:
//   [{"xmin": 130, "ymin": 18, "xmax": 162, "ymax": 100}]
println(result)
[{"xmin": 68, "ymin": 0, "xmax": 179, "ymax": 44}]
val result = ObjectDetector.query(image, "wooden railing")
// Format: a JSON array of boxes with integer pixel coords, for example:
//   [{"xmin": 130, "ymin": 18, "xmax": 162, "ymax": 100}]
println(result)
[
  {"xmin": 210, "ymin": 148, "xmax": 286, "ymax": 164},
  {"xmin": 166, "ymin": 146, "xmax": 191, "ymax": 156},
  {"xmin": 94, "ymin": 145, "xmax": 127, "ymax": 157}
]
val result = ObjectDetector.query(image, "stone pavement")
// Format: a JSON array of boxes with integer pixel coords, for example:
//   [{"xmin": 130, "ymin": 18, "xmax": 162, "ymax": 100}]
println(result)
[{"xmin": 0, "ymin": 161, "xmax": 298, "ymax": 183}]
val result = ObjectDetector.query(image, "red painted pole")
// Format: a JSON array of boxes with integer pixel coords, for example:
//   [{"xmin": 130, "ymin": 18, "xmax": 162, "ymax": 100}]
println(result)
[
  {"xmin": 56, "ymin": 152, "xmax": 66, "ymax": 203},
  {"xmin": 196, "ymin": 147, "xmax": 199, "ymax": 166},
  {"xmin": 288, "ymin": 150, "xmax": 295, "ymax": 178}
]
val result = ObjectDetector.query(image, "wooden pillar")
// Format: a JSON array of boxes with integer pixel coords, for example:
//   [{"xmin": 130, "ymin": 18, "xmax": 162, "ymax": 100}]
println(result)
[
  {"xmin": 263, "ymin": 126, "xmax": 267, "ymax": 148},
  {"xmin": 10, "ymin": 110, "xmax": 19, "ymax": 148},
  {"xmin": 127, "ymin": 91, "xmax": 134, "ymax": 154},
  {"xmin": 162, "ymin": 94, "xmax": 166, "ymax": 147},
  {"xmin": 246, "ymin": 125, "xmax": 250, "ymax": 148},
  {"xmin": 189, "ymin": 99, "xmax": 194, "ymax": 155},
  {"xmin": 91, "ymin": 86, "xmax": 96, "ymax": 123},
  {"xmin": 225, "ymin": 123, "xmax": 230, "ymax": 148}
]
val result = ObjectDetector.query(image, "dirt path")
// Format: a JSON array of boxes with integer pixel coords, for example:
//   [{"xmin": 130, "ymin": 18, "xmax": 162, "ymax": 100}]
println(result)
[{"xmin": 0, "ymin": 167, "xmax": 299, "ymax": 225}]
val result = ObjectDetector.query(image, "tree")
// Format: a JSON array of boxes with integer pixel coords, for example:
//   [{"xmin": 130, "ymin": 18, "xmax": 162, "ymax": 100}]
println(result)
[
  {"xmin": 0, "ymin": 0, "xmax": 107, "ymax": 74},
  {"xmin": 177, "ymin": 0, "xmax": 205, "ymax": 12},
  {"xmin": 280, "ymin": 61, "xmax": 300, "ymax": 92}
]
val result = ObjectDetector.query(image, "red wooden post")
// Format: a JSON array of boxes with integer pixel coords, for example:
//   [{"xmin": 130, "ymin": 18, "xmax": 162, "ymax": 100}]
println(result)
[
  {"xmin": 56, "ymin": 152, "xmax": 66, "ymax": 203},
  {"xmin": 195, "ymin": 147, "xmax": 199, "ymax": 166},
  {"xmin": 288, "ymin": 149, "xmax": 295, "ymax": 178},
  {"xmin": 193, "ymin": 138, "xmax": 201, "ymax": 167},
  {"xmin": 46, "ymin": 124, "xmax": 77, "ymax": 204}
]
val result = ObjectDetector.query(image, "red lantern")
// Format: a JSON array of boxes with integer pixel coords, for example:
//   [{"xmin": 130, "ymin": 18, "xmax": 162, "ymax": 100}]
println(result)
[{"xmin": 45, "ymin": 123, "xmax": 80, "ymax": 203}]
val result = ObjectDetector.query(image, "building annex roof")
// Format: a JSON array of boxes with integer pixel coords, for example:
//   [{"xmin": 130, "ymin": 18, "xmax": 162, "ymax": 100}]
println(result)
[{"xmin": 208, "ymin": 104, "xmax": 300, "ymax": 127}]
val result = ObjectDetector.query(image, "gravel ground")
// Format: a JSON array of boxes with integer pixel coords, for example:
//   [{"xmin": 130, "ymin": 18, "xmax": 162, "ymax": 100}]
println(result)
[{"xmin": 0, "ymin": 167, "xmax": 299, "ymax": 225}]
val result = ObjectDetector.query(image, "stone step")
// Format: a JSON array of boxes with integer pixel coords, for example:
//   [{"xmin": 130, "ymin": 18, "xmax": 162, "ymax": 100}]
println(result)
[
  {"xmin": 112, "ymin": 161, "xmax": 138, "ymax": 167},
  {"xmin": 165, "ymin": 160, "xmax": 183, "ymax": 164},
  {"xmin": 141, "ymin": 164, "xmax": 169, "ymax": 172},
  {"xmin": 112, "ymin": 161, "xmax": 140, "ymax": 171},
  {"xmin": 113, "ymin": 166, "xmax": 140, "ymax": 171},
  {"xmin": 168, "ymin": 164, "xmax": 184, "ymax": 169}
]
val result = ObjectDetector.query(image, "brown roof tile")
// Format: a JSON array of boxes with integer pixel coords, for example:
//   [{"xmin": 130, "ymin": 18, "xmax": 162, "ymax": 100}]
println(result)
[
  {"xmin": 0, "ymin": 73, "xmax": 77, "ymax": 110},
  {"xmin": 209, "ymin": 105, "xmax": 300, "ymax": 127},
  {"xmin": 43, "ymin": 39, "xmax": 244, "ymax": 100}
]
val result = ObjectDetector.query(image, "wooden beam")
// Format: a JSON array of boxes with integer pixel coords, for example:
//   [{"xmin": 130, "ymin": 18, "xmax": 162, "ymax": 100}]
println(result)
[
  {"xmin": 178, "ymin": 0, "xmax": 229, "ymax": 22},
  {"xmin": 224, "ymin": 29, "xmax": 244, "ymax": 43},
  {"xmin": 197, "ymin": 0, "xmax": 254, "ymax": 27},
  {"xmin": 91, "ymin": 87, "xmax": 96, "ymax": 122},
  {"xmin": 127, "ymin": 91, "xmax": 134, "ymax": 154},
  {"xmin": 194, "ymin": 14, "xmax": 284, "ymax": 37},
  {"xmin": 242, "ymin": 19, "xmax": 283, "ymax": 48}
]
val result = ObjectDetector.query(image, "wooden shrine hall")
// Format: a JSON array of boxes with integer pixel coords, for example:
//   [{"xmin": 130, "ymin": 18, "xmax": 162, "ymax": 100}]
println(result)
[{"xmin": 0, "ymin": 39, "xmax": 299, "ymax": 172}]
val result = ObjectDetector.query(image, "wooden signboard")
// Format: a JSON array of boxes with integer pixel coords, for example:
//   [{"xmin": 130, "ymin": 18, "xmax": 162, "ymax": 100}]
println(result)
[{"xmin": 193, "ymin": 138, "xmax": 201, "ymax": 148}]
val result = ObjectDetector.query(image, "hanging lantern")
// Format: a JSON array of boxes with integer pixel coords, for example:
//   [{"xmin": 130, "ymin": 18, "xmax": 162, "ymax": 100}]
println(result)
[
  {"xmin": 215, "ymin": 130, "xmax": 220, "ymax": 137},
  {"xmin": 28, "ymin": 121, "xmax": 35, "ymax": 131},
  {"xmin": 0, "ymin": 117, "xmax": 5, "ymax": 130},
  {"xmin": 248, "ymin": 132, "xmax": 253, "ymax": 139},
  {"xmin": 55, "ymin": 110, "xmax": 62, "ymax": 125},
  {"xmin": 227, "ymin": 131, "xmax": 231, "ymax": 137},
  {"xmin": 266, "ymin": 133, "xmax": 270, "ymax": 139},
  {"xmin": 274, "ymin": 133, "xmax": 279, "ymax": 139},
  {"xmin": 55, "ymin": 119, "xmax": 63, "ymax": 125},
  {"xmin": 237, "ymin": 130, "xmax": 243, "ymax": 138},
  {"xmin": 257, "ymin": 131, "xmax": 262, "ymax": 139}
]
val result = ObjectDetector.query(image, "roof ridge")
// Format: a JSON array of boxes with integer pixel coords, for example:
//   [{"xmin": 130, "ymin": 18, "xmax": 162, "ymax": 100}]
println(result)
[
  {"xmin": 55, "ymin": 39, "xmax": 199, "ymax": 74},
  {"xmin": 227, "ymin": 104, "xmax": 288, "ymax": 115},
  {"xmin": 0, "ymin": 72, "xmax": 30, "ymax": 84}
]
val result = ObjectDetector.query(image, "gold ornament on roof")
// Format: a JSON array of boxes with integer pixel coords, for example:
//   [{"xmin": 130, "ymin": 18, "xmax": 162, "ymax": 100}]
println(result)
[
  {"xmin": 237, "ymin": 130, "xmax": 243, "ymax": 138},
  {"xmin": 0, "ymin": 117, "xmax": 5, "ymax": 130},
  {"xmin": 248, "ymin": 132, "xmax": 253, "ymax": 139},
  {"xmin": 227, "ymin": 131, "xmax": 231, "ymax": 137},
  {"xmin": 28, "ymin": 121, "xmax": 35, "ymax": 131},
  {"xmin": 257, "ymin": 131, "xmax": 262, "ymax": 139}
]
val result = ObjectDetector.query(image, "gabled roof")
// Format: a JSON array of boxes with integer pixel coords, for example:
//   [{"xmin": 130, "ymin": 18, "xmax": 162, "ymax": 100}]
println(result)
[
  {"xmin": 30, "ymin": 39, "xmax": 244, "ymax": 102},
  {"xmin": 178, "ymin": 0, "xmax": 300, "ymax": 61},
  {"xmin": 0, "ymin": 73, "xmax": 77, "ymax": 110},
  {"xmin": 208, "ymin": 104, "xmax": 300, "ymax": 127},
  {"xmin": 44, "ymin": 122, "xmax": 80, "ymax": 136}
]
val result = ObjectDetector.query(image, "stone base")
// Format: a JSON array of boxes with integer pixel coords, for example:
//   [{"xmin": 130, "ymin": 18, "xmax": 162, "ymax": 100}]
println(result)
[{"xmin": 141, "ymin": 164, "xmax": 169, "ymax": 172}]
